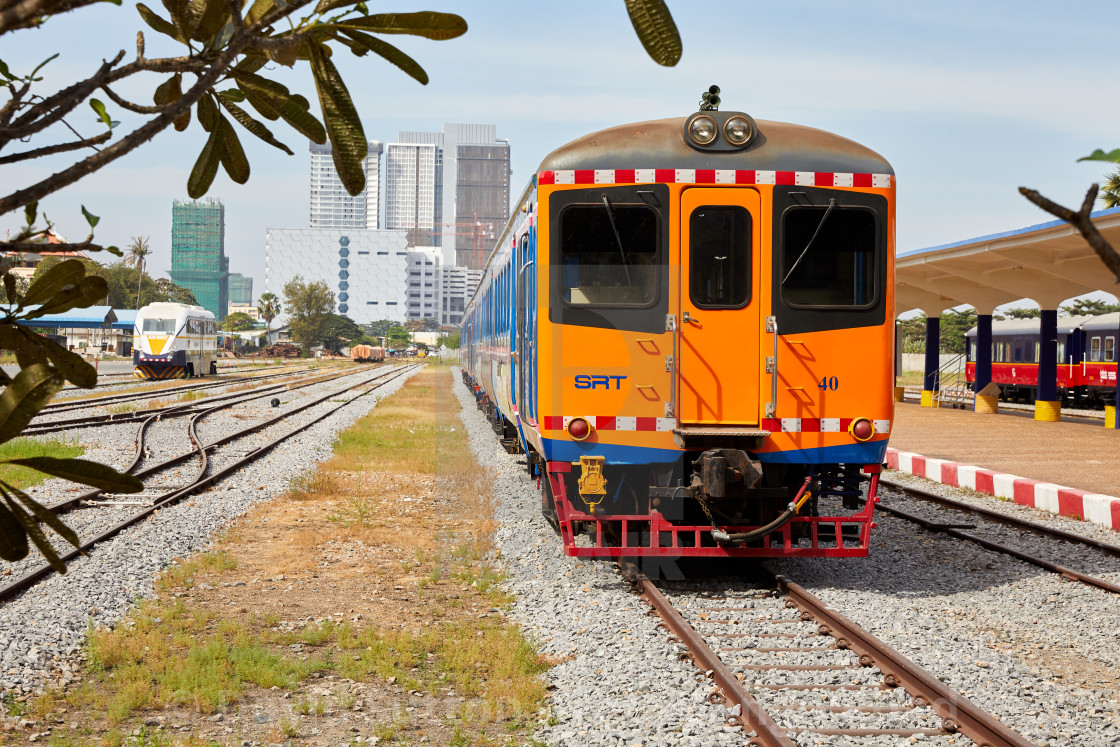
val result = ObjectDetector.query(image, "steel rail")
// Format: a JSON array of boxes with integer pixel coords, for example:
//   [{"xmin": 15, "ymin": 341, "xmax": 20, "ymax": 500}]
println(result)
[
  {"xmin": 872, "ymin": 500, "xmax": 1120, "ymax": 596},
  {"xmin": 21, "ymin": 365, "xmax": 369, "ymax": 436},
  {"xmin": 879, "ymin": 476, "xmax": 1120, "ymax": 557},
  {"xmin": 619, "ymin": 561, "xmax": 796, "ymax": 747},
  {"xmin": 764, "ymin": 567, "xmax": 1035, "ymax": 747},
  {"xmin": 44, "ymin": 365, "xmax": 381, "ymax": 516},
  {"xmin": 0, "ymin": 364, "xmax": 417, "ymax": 601},
  {"xmin": 40, "ymin": 365, "xmax": 321, "ymax": 413}
]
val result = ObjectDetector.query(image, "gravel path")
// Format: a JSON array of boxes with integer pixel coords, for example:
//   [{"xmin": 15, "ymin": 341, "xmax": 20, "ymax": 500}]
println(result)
[
  {"xmin": 0, "ymin": 363, "xmax": 419, "ymax": 697},
  {"xmin": 455, "ymin": 371, "xmax": 1120, "ymax": 746}
]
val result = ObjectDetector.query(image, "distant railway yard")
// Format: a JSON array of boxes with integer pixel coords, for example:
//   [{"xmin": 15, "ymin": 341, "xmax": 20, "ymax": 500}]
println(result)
[{"xmin": 0, "ymin": 361, "xmax": 1112, "ymax": 745}]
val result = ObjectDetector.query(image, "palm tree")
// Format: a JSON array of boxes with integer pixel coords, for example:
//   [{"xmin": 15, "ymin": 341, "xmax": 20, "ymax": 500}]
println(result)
[
  {"xmin": 258, "ymin": 292, "xmax": 281, "ymax": 342},
  {"xmin": 125, "ymin": 236, "xmax": 152, "ymax": 309},
  {"xmin": 1102, "ymin": 169, "xmax": 1120, "ymax": 209}
]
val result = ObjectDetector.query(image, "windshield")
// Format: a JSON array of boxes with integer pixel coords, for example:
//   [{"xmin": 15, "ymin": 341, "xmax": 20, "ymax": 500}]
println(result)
[{"xmin": 142, "ymin": 318, "xmax": 176, "ymax": 333}]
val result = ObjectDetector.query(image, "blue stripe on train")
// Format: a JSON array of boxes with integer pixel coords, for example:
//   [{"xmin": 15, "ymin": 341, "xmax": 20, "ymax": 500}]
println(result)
[{"xmin": 540, "ymin": 437, "xmax": 888, "ymax": 466}]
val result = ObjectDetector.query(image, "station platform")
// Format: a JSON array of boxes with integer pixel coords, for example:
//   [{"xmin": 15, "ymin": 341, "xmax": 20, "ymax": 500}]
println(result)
[{"xmin": 885, "ymin": 402, "xmax": 1120, "ymax": 532}]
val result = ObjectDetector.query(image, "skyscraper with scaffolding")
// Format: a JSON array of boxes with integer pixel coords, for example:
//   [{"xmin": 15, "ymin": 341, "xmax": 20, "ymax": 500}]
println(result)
[{"xmin": 169, "ymin": 198, "xmax": 229, "ymax": 320}]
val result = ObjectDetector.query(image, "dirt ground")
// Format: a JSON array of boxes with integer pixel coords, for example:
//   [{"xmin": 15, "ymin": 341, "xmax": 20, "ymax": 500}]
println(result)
[{"xmin": 890, "ymin": 401, "xmax": 1120, "ymax": 497}]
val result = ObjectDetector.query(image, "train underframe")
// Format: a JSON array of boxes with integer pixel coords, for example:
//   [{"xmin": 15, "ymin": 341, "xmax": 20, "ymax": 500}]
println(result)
[{"xmin": 468, "ymin": 373, "xmax": 879, "ymax": 559}]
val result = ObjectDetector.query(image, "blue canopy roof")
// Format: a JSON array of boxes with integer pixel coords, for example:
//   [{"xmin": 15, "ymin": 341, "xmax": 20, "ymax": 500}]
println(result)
[
  {"xmin": 112, "ymin": 309, "xmax": 138, "ymax": 330},
  {"xmin": 7, "ymin": 305, "xmax": 118, "ymax": 329}
]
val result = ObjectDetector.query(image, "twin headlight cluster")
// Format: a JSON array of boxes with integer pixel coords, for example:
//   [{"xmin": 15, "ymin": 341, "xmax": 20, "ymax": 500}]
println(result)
[{"xmin": 683, "ymin": 111, "xmax": 758, "ymax": 152}]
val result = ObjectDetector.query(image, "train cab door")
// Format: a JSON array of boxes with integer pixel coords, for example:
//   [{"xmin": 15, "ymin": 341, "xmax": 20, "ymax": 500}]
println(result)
[{"xmin": 678, "ymin": 188, "xmax": 762, "ymax": 425}]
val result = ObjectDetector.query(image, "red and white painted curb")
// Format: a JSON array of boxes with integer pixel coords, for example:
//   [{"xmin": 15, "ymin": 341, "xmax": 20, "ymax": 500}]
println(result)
[{"xmin": 885, "ymin": 447, "xmax": 1120, "ymax": 532}]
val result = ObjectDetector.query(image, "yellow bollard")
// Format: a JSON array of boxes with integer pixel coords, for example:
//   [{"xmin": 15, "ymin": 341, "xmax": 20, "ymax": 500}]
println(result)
[
  {"xmin": 1106, "ymin": 405, "xmax": 1116, "ymax": 429},
  {"xmin": 1034, "ymin": 400, "xmax": 1061, "ymax": 422},
  {"xmin": 894, "ymin": 386, "xmax": 905, "ymax": 403},
  {"xmin": 920, "ymin": 390, "xmax": 939, "ymax": 408},
  {"xmin": 975, "ymin": 394, "xmax": 999, "ymax": 414}
]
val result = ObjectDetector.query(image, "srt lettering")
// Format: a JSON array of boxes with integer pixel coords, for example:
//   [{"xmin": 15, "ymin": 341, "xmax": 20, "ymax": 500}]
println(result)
[{"xmin": 574, "ymin": 375, "xmax": 627, "ymax": 390}]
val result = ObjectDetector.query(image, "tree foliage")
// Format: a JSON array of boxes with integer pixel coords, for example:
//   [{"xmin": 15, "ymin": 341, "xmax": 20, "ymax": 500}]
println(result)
[
  {"xmin": 257, "ymin": 291, "xmax": 280, "ymax": 335},
  {"xmin": 282, "ymin": 276, "xmax": 333, "ymax": 351},
  {"xmin": 221, "ymin": 311, "xmax": 256, "ymax": 331},
  {"xmin": 1060, "ymin": 298, "xmax": 1120, "ymax": 317},
  {"xmin": 31, "ymin": 256, "xmax": 196, "ymax": 309}
]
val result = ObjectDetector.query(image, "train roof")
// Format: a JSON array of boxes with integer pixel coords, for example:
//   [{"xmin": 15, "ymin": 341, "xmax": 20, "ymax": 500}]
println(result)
[
  {"xmin": 965, "ymin": 315, "xmax": 1092, "ymax": 337},
  {"xmin": 136, "ymin": 302, "xmax": 213, "ymax": 320},
  {"xmin": 537, "ymin": 114, "xmax": 894, "ymax": 176},
  {"xmin": 1080, "ymin": 312, "xmax": 1120, "ymax": 332}
]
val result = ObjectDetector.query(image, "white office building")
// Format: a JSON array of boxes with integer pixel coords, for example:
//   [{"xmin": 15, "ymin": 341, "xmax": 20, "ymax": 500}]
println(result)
[
  {"xmin": 384, "ymin": 142, "xmax": 438, "ymax": 247},
  {"xmin": 265, "ymin": 228, "xmax": 409, "ymax": 324},
  {"xmin": 438, "ymin": 265, "xmax": 482, "ymax": 327},
  {"xmin": 309, "ymin": 140, "xmax": 383, "ymax": 230}
]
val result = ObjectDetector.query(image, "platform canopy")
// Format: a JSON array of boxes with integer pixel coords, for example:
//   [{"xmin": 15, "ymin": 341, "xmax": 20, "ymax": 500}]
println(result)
[
  {"xmin": 6, "ymin": 305, "xmax": 117, "ymax": 329},
  {"xmin": 112, "ymin": 309, "xmax": 137, "ymax": 331},
  {"xmin": 896, "ymin": 206, "xmax": 1120, "ymax": 315}
]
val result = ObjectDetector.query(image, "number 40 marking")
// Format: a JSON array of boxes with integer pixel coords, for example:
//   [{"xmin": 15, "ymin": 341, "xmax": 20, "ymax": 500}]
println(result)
[{"xmin": 819, "ymin": 376, "xmax": 839, "ymax": 391}]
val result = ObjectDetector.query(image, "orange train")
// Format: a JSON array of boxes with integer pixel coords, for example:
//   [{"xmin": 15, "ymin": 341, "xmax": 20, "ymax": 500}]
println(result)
[{"xmin": 461, "ymin": 87, "xmax": 895, "ymax": 558}]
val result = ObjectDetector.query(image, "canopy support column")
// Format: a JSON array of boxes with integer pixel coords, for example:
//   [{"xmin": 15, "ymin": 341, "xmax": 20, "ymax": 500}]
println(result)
[
  {"xmin": 922, "ymin": 316, "xmax": 940, "ymax": 407},
  {"xmin": 1035, "ymin": 308, "xmax": 1060, "ymax": 422}
]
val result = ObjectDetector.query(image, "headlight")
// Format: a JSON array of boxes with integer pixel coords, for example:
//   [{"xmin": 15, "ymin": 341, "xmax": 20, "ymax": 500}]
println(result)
[
  {"xmin": 688, "ymin": 115, "xmax": 718, "ymax": 146},
  {"xmin": 723, "ymin": 116, "xmax": 754, "ymax": 147}
]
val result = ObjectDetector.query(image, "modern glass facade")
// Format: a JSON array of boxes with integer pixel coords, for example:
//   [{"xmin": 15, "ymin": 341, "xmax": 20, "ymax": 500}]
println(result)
[
  {"xmin": 227, "ymin": 272, "xmax": 253, "ymax": 305},
  {"xmin": 170, "ymin": 199, "xmax": 229, "ymax": 319},
  {"xmin": 309, "ymin": 140, "xmax": 382, "ymax": 230}
]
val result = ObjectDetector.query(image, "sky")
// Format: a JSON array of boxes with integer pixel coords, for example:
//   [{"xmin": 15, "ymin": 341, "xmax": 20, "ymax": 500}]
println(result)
[{"xmin": 2, "ymin": 1, "xmax": 1118, "ymax": 307}]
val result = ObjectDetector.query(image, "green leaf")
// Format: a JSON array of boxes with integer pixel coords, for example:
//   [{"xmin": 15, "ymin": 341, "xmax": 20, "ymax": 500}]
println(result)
[
  {"xmin": 336, "ymin": 28, "xmax": 428, "ymax": 84},
  {"xmin": 185, "ymin": 0, "xmax": 230, "ymax": 42},
  {"xmin": 217, "ymin": 88, "xmax": 246, "ymax": 103},
  {"xmin": 216, "ymin": 117, "xmax": 251, "ymax": 184},
  {"xmin": 153, "ymin": 73, "xmax": 182, "ymax": 106},
  {"xmin": 5, "ymin": 457, "xmax": 143, "ymax": 493},
  {"xmin": 0, "ymin": 59, "xmax": 14, "ymax": 82},
  {"xmin": 308, "ymin": 42, "xmax": 366, "ymax": 196},
  {"xmin": 188, "ymin": 125, "xmax": 222, "ymax": 198},
  {"xmin": 0, "ymin": 364, "xmax": 64, "ymax": 444},
  {"xmin": 23, "ymin": 200, "xmax": 37, "ymax": 226},
  {"xmin": 161, "ymin": 0, "xmax": 193, "ymax": 39},
  {"xmin": 220, "ymin": 98, "xmax": 294, "ymax": 155},
  {"xmin": 335, "ymin": 11, "xmax": 467, "ymax": 39},
  {"xmin": 8, "ymin": 485, "xmax": 81, "ymax": 550},
  {"xmin": 244, "ymin": 0, "xmax": 274, "ymax": 25},
  {"xmin": 39, "ymin": 334, "xmax": 97, "ymax": 388},
  {"xmin": 198, "ymin": 93, "xmax": 219, "ymax": 132},
  {"xmin": 23, "ymin": 275, "xmax": 109, "ymax": 319},
  {"xmin": 0, "ymin": 325, "xmax": 47, "ymax": 370},
  {"xmin": 80, "ymin": 204, "xmax": 100, "ymax": 228},
  {"xmin": 89, "ymin": 98, "xmax": 112, "ymax": 127},
  {"xmin": 0, "ymin": 500, "xmax": 28, "ymax": 562},
  {"xmin": 30, "ymin": 53, "xmax": 59, "ymax": 77},
  {"xmin": 22, "ymin": 258, "xmax": 85, "ymax": 306},
  {"xmin": 234, "ymin": 72, "xmax": 327, "ymax": 143},
  {"xmin": 1077, "ymin": 149, "xmax": 1120, "ymax": 164},
  {"xmin": 3, "ymin": 274, "xmax": 15, "ymax": 306},
  {"xmin": 623, "ymin": 0, "xmax": 682, "ymax": 67},
  {"xmin": 0, "ymin": 491, "xmax": 64, "ymax": 572},
  {"xmin": 137, "ymin": 3, "xmax": 184, "ymax": 41}
]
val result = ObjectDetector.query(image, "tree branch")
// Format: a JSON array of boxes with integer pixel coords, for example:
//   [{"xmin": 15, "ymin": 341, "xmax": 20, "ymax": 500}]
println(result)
[
  {"xmin": 0, "ymin": 38, "xmax": 249, "ymax": 217},
  {"xmin": 99, "ymin": 84, "xmax": 162, "ymax": 114},
  {"xmin": 0, "ymin": 81, "xmax": 31, "ymax": 128},
  {"xmin": 1019, "ymin": 183, "xmax": 1120, "ymax": 284},
  {"xmin": 0, "ymin": 129, "xmax": 110, "ymax": 164},
  {"xmin": 0, "ymin": 51, "xmax": 124, "ymax": 142},
  {"xmin": 0, "ymin": 0, "xmax": 103, "ymax": 34}
]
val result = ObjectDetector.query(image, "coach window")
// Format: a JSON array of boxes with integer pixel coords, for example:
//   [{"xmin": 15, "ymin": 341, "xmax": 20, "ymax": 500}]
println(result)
[
  {"xmin": 142, "ymin": 317, "xmax": 175, "ymax": 333},
  {"xmin": 690, "ymin": 206, "xmax": 752, "ymax": 308},
  {"xmin": 1106, "ymin": 336, "xmax": 1116, "ymax": 362},
  {"xmin": 1013, "ymin": 339, "xmax": 1023, "ymax": 363},
  {"xmin": 1091, "ymin": 336, "xmax": 1101, "ymax": 362},
  {"xmin": 1033, "ymin": 341, "xmax": 1040, "ymax": 363},
  {"xmin": 781, "ymin": 206, "xmax": 876, "ymax": 307},
  {"xmin": 558, "ymin": 203, "xmax": 658, "ymax": 307}
]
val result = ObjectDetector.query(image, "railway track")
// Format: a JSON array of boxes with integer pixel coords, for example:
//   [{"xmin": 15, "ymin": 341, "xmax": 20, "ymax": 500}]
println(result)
[
  {"xmin": 22, "ymin": 364, "xmax": 365, "ymax": 436},
  {"xmin": 623, "ymin": 562, "xmax": 1033, "ymax": 746},
  {"xmin": 876, "ymin": 476, "xmax": 1120, "ymax": 596},
  {"xmin": 0, "ymin": 363, "xmax": 418, "ymax": 602}
]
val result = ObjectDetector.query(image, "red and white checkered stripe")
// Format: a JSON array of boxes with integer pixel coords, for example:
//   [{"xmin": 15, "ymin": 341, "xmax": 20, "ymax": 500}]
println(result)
[
  {"xmin": 542, "ymin": 416, "xmax": 889, "ymax": 435},
  {"xmin": 887, "ymin": 448, "xmax": 1120, "ymax": 533},
  {"xmin": 542, "ymin": 415, "xmax": 674, "ymax": 432},
  {"xmin": 762, "ymin": 418, "xmax": 891, "ymax": 434},
  {"xmin": 538, "ymin": 169, "xmax": 891, "ymax": 189}
]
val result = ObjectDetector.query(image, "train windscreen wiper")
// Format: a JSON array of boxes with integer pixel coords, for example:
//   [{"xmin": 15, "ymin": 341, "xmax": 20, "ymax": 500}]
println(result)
[
  {"xmin": 781, "ymin": 198, "xmax": 837, "ymax": 286},
  {"xmin": 601, "ymin": 195, "xmax": 633, "ymax": 286}
]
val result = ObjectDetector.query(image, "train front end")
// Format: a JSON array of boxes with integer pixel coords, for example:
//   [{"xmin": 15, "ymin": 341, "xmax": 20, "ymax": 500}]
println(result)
[{"xmin": 535, "ymin": 96, "xmax": 895, "ymax": 558}]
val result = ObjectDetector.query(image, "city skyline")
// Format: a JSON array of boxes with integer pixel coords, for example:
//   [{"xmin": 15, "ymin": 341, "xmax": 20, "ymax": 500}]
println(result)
[{"xmin": 3, "ymin": 3, "xmax": 1118, "ymax": 313}]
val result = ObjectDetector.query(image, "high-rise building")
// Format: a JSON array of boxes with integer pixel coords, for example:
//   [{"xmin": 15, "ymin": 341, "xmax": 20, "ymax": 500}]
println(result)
[
  {"xmin": 309, "ymin": 140, "xmax": 383, "ymax": 230},
  {"xmin": 227, "ymin": 272, "xmax": 253, "ymax": 305},
  {"xmin": 384, "ymin": 142, "xmax": 439, "ymax": 248},
  {"xmin": 389, "ymin": 124, "xmax": 510, "ymax": 269},
  {"xmin": 170, "ymin": 198, "xmax": 229, "ymax": 319}
]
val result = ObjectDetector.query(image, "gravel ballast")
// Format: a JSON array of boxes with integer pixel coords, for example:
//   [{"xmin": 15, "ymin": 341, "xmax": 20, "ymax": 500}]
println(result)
[{"xmin": 0, "ymin": 364, "xmax": 418, "ymax": 697}]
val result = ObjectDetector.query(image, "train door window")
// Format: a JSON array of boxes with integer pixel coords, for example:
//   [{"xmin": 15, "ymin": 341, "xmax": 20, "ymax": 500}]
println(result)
[
  {"xmin": 689, "ymin": 206, "xmax": 752, "ymax": 308},
  {"xmin": 1058, "ymin": 340, "xmax": 1066, "ymax": 362},
  {"xmin": 1106, "ymin": 336, "xmax": 1116, "ymax": 362},
  {"xmin": 781, "ymin": 206, "xmax": 876, "ymax": 307},
  {"xmin": 969, "ymin": 340, "xmax": 976, "ymax": 361},
  {"xmin": 559, "ymin": 203, "xmax": 658, "ymax": 307},
  {"xmin": 1091, "ymin": 336, "xmax": 1101, "ymax": 362},
  {"xmin": 1033, "ymin": 341, "xmax": 1040, "ymax": 363},
  {"xmin": 1013, "ymin": 339, "xmax": 1023, "ymax": 362}
]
